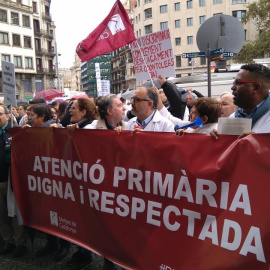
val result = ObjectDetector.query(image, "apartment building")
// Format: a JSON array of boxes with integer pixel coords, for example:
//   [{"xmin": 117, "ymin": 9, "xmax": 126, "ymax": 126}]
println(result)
[
  {"xmin": 70, "ymin": 53, "xmax": 82, "ymax": 91},
  {"xmin": 132, "ymin": 0, "xmax": 257, "ymax": 77},
  {"xmin": 81, "ymin": 53, "xmax": 112, "ymax": 97},
  {"xmin": 0, "ymin": 0, "xmax": 56, "ymax": 99}
]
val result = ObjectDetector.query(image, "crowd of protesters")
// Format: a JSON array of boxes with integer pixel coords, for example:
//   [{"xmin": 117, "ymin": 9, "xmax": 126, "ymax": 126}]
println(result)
[{"xmin": 0, "ymin": 63, "xmax": 270, "ymax": 269}]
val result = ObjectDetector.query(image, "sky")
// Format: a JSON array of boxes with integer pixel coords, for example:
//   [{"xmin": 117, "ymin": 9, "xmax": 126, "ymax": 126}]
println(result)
[{"xmin": 50, "ymin": 0, "xmax": 117, "ymax": 68}]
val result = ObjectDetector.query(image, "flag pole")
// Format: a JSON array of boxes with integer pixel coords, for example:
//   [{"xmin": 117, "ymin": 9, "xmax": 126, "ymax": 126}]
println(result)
[{"xmin": 135, "ymin": 40, "xmax": 155, "ymax": 87}]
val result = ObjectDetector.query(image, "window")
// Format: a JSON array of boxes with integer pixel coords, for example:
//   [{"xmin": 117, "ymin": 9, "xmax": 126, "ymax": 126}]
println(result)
[
  {"xmin": 138, "ymin": 14, "xmax": 140, "ymax": 21},
  {"xmin": 175, "ymin": 38, "xmax": 181, "ymax": 46},
  {"xmin": 232, "ymin": 0, "xmax": 246, "ymax": 3},
  {"xmin": 232, "ymin": 10, "xmax": 246, "ymax": 21},
  {"xmin": 187, "ymin": 17, "xmax": 193, "ymax": 26},
  {"xmin": 187, "ymin": 36, "xmax": 193, "ymax": 44},
  {"xmin": 0, "ymin": 9, "xmax": 7, "ymax": 22},
  {"xmin": 13, "ymin": 34, "xmax": 20, "ymax": 46},
  {"xmin": 25, "ymin": 57, "xmax": 33, "ymax": 69},
  {"xmin": 24, "ymin": 36, "xmax": 31, "ymax": 48},
  {"xmin": 2, "ymin": 54, "xmax": 10, "ymax": 62},
  {"xmin": 187, "ymin": 0, "xmax": 193, "ymax": 9},
  {"xmin": 36, "ymin": 58, "xmax": 42, "ymax": 71},
  {"xmin": 14, "ymin": 56, "xmax": 22, "ymax": 68},
  {"xmin": 160, "ymin": 5, "xmax": 167, "ymax": 13},
  {"xmin": 176, "ymin": 56, "xmax": 181, "ymax": 67},
  {"xmin": 199, "ymin": 15, "xmax": 206, "ymax": 24},
  {"xmin": 11, "ymin": 12, "xmax": 19, "ymax": 25},
  {"xmin": 175, "ymin": 2, "xmax": 180, "ymax": 11},
  {"xmin": 0, "ymin": 32, "xmax": 9, "ymax": 44},
  {"xmin": 160, "ymin": 22, "xmax": 168, "ymax": 30},
  {"xmin": 199, "ymin": 0, "xmax": 205, "ymax": 6},
  {"xmin": 145, "ymin": 24, "xmax": 152, "ymax": 34},
  {"xmin": 33, "ymin": 1, "xmax": 37, "ymax": 12},
  {"xmin": 33, "ymin": 19, "xmax": 40, "ymax": 33},
  {"xmin": 144, "ymin": 0, "xmax": 151, "ymax": 3},
  {"xmin": 175, "ymin": 19, "xmax": 181, "ymax": 28},
  {"xmin": 144, "ymin": 8, "xmax": 152, "ymax": 19},
  {"xmin": 47, "ymin": 40, "xmax": 54, "ymax": 52},
  {"xmin": 22, "ymin": 15, "xmax": 30, "ymax": 27},
  {"xmin": 200, "ymin": 57, "xmax": 206, "ymax": 65},
  {"xmin": 17, "ymin": 0, "xmax": 22, "ymax": 3},
  {"xmin": 49, "ymin": 60, "xmax": 54, "ymax": 72},
  {"xmin": 213, "ymin": 0, "xmax": 222, "ymax": 3}
]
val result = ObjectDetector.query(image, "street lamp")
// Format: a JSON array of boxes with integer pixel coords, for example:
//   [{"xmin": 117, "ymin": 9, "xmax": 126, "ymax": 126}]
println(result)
[{"xmin": 55, "ymin": 42, "xmax": 61, "ymax": 90}]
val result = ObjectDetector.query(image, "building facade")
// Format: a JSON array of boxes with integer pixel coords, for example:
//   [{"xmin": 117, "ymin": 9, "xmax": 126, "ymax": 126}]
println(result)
[
  {"xmin": 81, "ymin": 53, "xmax": 112, "ymax": 97},
  {"xmin": 0, "ymin": 0, "xmax": 56, "ymax": 99},
  {"xmin": 70, "ymin": 53, "xmax": 82, "ymax": 91}
]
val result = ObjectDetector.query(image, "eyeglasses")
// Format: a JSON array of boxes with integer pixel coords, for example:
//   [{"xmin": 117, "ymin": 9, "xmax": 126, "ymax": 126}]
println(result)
[
  {"xmin": 233, "ymin": 79, "xmax": 260, "ymax": 87},
  {"xmin": 130, "ymin": 97, "xmax": 151, "ymax": 103},
  {"xmin": 0, "ymin": 112, "xmax": 7, "ymax": 116}
]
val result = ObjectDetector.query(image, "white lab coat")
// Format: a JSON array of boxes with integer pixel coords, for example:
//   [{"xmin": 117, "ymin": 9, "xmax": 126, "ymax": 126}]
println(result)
[{"xmin": 125, "ymin": 110, "xmax": 175, "ymax": 132}]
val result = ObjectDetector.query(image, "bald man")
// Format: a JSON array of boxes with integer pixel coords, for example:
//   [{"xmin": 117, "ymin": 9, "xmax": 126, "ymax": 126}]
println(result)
[{"xmin": 220, "ymin": 93, "xmax": 237, "ymax": 117}]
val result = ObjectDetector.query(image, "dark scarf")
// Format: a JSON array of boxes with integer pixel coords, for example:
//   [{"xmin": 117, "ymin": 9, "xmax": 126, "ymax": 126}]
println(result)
[
  {"xmin": 77, "ymin": 118, "xmax": 94, "ymax": 129},
  {"xmin": 234, "ymin": 93, "xmax": 270, "ymax": 128}
]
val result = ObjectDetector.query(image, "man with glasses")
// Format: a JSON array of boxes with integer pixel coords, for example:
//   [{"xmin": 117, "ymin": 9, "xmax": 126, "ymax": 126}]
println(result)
[
  {"xmin": 211, "ymin": 63, "xmax": 270, "ymax": 138},
  {"xmin": 125, "ymin": 86, "xmax": 174, "ymax": 132}
]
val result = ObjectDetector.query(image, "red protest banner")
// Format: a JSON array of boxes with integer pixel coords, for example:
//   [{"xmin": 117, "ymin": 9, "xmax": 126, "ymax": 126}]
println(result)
[{"xmin": 10, "ymin": 128, "xmax": 270, "ymax": 270}]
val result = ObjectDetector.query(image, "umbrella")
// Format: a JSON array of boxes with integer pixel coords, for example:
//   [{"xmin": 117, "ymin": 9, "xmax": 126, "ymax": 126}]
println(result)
[
  {"xmin": 72, "ymin": 94, "xmax": 89, "ymax": 99},
  {"xmin": 34, "ymin": 89, "xmax": 64, "ymax": 101}
]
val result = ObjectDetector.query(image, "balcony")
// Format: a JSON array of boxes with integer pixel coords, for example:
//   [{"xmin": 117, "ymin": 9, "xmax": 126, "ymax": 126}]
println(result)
[
  {"xmin": 125, "ymin": 74, "xmax": 136, "ymax": 80},
  {"xmin": 46, "ymin": 49, "xmax": 56, "ymax": 57},
  {"xmin": 42, "ymin": 12, "xmax": 52, "ymax": 22},
  {"xmin": 43, "ymin": 0, "xmax": 51, "ymax": 5},
  {"xmin": 47, "ymin": 68, "xmax": 56, "ymax": 76},
  {"xmin": 35, "ymin": 48, "xmax": 45, "ymax": 55},
  {"xmin": 0, "ymin": 0, "xmax": 33, "ymax": 12},
  {"xmin": 42, "ymin": 30, "xmax": 53, "ymax": 39},
  {"xmin": 119, "ymin": 61, "xmax": 126, "ymax": 68},
  {"xmin": 34, "ymin": 29, "xmax": 42, "ymax": 36},
  {"xmin": 36, "ymin": 67, "xmax": 45, "ymax": 74}
]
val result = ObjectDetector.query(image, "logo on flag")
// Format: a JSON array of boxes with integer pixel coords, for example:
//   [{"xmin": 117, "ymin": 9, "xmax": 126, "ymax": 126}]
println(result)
[{"xmin": 108, "ymin": 14, "xmax": 126, "ymax": 35}]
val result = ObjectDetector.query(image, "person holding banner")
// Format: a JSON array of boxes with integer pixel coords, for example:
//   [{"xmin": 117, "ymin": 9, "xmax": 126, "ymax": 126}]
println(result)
[
  {"xmin": 0, "ymin": 105, "xmax": 29, "ymax": 257},
  {"xmin": 211, "ymin": 63, "xmax": 270, "ymax": 138},
  {"xmin": 86, "ymin": 94, "xmax": 126, "ymax": 130},
  {"xmin": 175, "ymin": 97, "xmax": 221, "ymax": 136},
  {"xmin": 124, "ymin": 86, "xmax": 174, "ymax": 132},
  {"xmin": 63, "ymin": 98, "xmax": 97, "ymax": 268}
]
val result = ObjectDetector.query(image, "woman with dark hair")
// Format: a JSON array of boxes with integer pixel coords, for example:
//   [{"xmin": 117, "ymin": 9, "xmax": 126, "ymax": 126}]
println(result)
[
  {"xmin": 57, "ymin": 101, "xmax": 68, "ymax": 121},
  {"xmin": 25, "ymin": 104, "xmax": 54, "ymax": 128}
]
